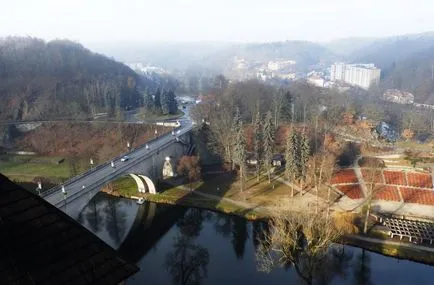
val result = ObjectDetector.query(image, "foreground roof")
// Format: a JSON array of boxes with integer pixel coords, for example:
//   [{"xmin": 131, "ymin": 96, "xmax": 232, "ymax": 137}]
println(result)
[{"xmin": 0, "ymin": 174, "xmax": 138, "ymax": 285}]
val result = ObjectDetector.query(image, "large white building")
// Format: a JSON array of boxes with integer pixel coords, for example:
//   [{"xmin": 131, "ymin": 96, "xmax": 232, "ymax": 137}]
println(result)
[{"xmin": 330, "ymin": 63, "xmax": 381, "ymax": 89}]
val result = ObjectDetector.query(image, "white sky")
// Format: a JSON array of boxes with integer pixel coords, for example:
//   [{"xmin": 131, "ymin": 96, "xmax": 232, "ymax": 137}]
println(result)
[{"xmin": 1, "ymin": 0, "xmax": 434, "ymax": 44}]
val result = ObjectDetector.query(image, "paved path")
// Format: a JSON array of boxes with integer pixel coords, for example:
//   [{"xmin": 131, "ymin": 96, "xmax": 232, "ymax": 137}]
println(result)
[{"xmin": 165, "ymin": 181, "xmax": 271, "ymax": 215}]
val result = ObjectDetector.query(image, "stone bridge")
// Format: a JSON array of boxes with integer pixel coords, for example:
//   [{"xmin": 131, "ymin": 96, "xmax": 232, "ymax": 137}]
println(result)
[{"xmin": 42, "ymin": 121, "xmax": 193, "ymax": 220}]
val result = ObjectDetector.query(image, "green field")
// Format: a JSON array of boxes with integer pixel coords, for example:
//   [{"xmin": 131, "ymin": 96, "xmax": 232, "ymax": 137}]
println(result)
[
  {"xmin": 110, "ymin": 176, "xmax": 138, "ymax": 196},
  {"xmin": 0, "ymin": 154, "xmax": 86, "ymax": 183}
]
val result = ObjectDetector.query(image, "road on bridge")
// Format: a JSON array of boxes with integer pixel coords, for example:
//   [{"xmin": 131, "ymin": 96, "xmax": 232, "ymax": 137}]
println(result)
[{"xmin": 42, "ymin": 107, "xmax": 194, "ymax": 208}]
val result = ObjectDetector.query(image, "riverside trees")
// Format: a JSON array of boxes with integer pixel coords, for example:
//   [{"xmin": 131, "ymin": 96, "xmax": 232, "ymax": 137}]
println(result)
[{"xmin": 256, "ymin": 206, "xmax": 344, "ymax": 285}]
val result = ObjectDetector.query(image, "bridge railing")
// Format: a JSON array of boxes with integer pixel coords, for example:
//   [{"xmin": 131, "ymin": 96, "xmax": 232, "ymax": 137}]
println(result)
[
  {"xmin": 42, "ymin": 123, "xmax": 190, "ymax": 198},
  {"xmin": 50, "ymin": 124, "xmax": 193, "ymax": 205}
]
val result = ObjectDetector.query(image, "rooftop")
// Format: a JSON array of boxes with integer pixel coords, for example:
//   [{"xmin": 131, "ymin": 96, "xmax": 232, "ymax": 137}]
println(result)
[{"xmin": 0, "ymin": 173, "xmax": 138, "ymax": 285}]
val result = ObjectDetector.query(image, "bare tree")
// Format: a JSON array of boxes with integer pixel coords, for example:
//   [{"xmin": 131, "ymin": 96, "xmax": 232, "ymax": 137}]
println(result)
[
  {"xmin": 177, "ymin": 156, "xmax": 201, "ymax": 190},
  {"xmin": 307, "ymin": 151, "xmax": 336, "ymax": 213},
  {"xmin": 362, "ymin": 158, "xmax": 385, "ymax": 234},
  {"xmin": 257, "ymin": 207, "xmax": 343, "ymax": 285}
]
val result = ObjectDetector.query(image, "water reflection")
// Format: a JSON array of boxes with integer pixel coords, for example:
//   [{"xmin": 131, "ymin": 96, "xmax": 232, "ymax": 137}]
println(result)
[
  {"xmin": 77, "ymin": 195, "xmax": 434, "ymax": 285},
  {"xmin": 231, "ymin": 217, "xmax": 248, "ymax": 260},
  {"xmin": 353, "ymin": 249, "xmax": 372, "ymax": 285},
  {"xmin": 77, "ymin": 193, "xmax": 136, "ymax": 249},
  {"xmin": 165, "ymin": 236, "xmax": 210, "ymax": 285}
]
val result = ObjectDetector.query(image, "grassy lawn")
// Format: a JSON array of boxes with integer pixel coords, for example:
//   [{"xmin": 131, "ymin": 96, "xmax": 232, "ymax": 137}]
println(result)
[
  {"xmin": 397, "ymin": 140, "xmax": 433, "ymax": 152},
  {"xmin": 197, "ymin": 171, "xmax": 292, "ymax": 207},
  {"xmin": 110, "ymin": 176, "xmax": 139, "ymax": 197},
  {"xmin": 136, "ymin": 109, "xmax": 184, "ymax": 121},
  {"xmin": 145, "ymin": 186, "xmax": 266, "ymax": 220},
  {"xmin": 0, "ymin": 155, "xmax": 76, "ymax": 182}
]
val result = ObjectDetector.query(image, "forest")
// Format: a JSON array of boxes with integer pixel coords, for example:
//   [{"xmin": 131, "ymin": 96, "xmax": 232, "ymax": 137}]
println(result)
[{"xmin": 0, "ymin": 37, "xmax": 143, "ymax": 121}]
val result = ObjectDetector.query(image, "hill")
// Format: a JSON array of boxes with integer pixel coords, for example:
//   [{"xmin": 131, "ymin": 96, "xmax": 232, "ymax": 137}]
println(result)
[
  {"xmin": 379, "ymin": 46, "xmax": 434, "ymax": 104},
  {"xmin": 0, "ymin": 37, "xmax": 142, "ymax": 121},
  {"xmin": 94, "ymin": 41, "xmax": 335, "ymax": 75},
  {"xmin": 323, "ymin": 37, "xmax": 377, "ymax": 56},
  {"xmin": 216, "ymin": 41, "xmax": 336, "ymax": 69},
  {"xmin": 349, "ymin": 32, "xmax": 434, "ymax": 73}
]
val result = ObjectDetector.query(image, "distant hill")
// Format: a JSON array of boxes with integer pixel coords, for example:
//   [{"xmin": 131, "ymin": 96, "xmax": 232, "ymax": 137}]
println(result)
[
  {"xmin": 0, "ymin": 37, "xmax": 142, "ymax": 121},
  {"xmin": 349, "ymin": 32, "xmax": 434, "ymax": 73},
  {"xmin": 379, "ymin": 46, "xmax": 434, "ymax": 104},
  {"xmin": 212, "ymin": 41, "xmax": 336, "ymax": 70},
  {"xmin": 93, "ymin": 41, "xmax": 336, "ymax": 74},
  {"xmin": 323, "ymin": 37, "xmax": 377, "ymax": 56}
]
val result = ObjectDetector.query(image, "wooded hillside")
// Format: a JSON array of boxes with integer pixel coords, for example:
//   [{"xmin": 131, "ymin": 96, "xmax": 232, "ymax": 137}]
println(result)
[{"xmin": 0, "ymin": 37, "xmax": 142, "ymax": 121}]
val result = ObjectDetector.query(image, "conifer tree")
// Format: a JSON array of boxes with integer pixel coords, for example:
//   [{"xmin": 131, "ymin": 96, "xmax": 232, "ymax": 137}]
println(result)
[
  {"xmin": 280, "ymin": 91, "xmax": 294, "ymax": 123},
  {"xmin": 262, "ymin": 111, "xmax": 275, "ymax": 183},
  {"xmin": 232, "ymin": 110, "xmax": 247, "ymax": 192},
  {"xmin": 253, "ymin": 111, "xmax": 262, "ymax": 181},
  {"xmin": 144, "ymin": 88, "xmax": 154, "ymax": 112},
  {"xmin": 161, "ymin": 89, "xmax": 170, "ymax": 115},
  {"xmin": 167, "ymin": 89, "xmax": 178, "ymax": 114},
  {"xmin": 230, "ymin": 108, "xmax": 242, "ymax": 169},
  {"xmin": 299, "ymin": 131, "xmax": 310, "ymax": 194},
  {"xmin": 154, "ymin": 88, "xmax": 162, "ymax": 113},
  {"xmin": 284, "ymin": 127, "xmax": 298, "ymax": 196}
]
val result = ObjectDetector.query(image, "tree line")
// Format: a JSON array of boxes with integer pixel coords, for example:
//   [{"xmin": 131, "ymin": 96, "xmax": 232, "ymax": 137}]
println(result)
[
  {"xmin": 0, "ymin": 37, "xmax": 157, "ymax": 121},
  {"xmin": 142, "ymin": 88, "xmax": 178, "ymax": 116}
]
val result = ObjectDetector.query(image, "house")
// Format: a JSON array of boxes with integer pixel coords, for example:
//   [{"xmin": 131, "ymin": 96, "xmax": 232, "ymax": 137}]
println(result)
[{"xmin": 272, "ymin": 154, "xmax": 285, "ymax": 167}]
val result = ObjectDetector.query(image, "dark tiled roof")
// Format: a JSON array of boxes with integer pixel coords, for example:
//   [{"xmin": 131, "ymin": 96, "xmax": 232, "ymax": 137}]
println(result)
[{"xmin": 0, "ymin": 174, "xmax": 138, "ymax": 285}]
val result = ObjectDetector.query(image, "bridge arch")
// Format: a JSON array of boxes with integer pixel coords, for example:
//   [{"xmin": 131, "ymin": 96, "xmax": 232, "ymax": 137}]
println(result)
[
  {"xmin": 129, "ymin": 174, "xmax": 146, "ymax": 193},
  {"xmin": 138, "ymin": 175, "xmax": 156, "ymax": 194}
]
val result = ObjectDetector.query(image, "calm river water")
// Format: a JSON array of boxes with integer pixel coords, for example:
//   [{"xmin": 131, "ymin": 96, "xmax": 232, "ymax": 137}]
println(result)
[{"xmin": 78, "ymin": 193, "xmax": 434, "ymax": 285}]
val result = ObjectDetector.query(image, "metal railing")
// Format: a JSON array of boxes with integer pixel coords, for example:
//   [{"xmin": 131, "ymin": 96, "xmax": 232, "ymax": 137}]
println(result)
[{"xmin": 43, "ymin": 123, "xmax": 192, "ymax": 198}]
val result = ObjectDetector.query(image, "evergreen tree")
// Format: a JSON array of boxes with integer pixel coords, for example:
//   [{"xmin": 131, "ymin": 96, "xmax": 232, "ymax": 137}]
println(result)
[
  {"xmin": 262, "ymin": 111, "xmax": 275, "ymax": 183},
  {"xmin": 154, "ymin": 88, "xmax": 162, "ymax": 113},
  {"xmin": 280, "ymin": 91, "xmax": 294, "ymax": 122},
  {"xmin": 299, "ymin": 131, "xmax": 311, "ymax": 193},
  {"xmin": 161, "ymin": 89, "xmax": 170, "ymax": 115},
  {"xmin": 230, "ymin": 108, "xmax": 242, "ymax": 169},
  {"xmin": 253, "ymin": 111, "xmax": 262, "ymax": 181},
  {"xmin": 167, "ymin": 89, "xmax": 178, "ymax": 114},
  {"xmin": 143, "ymin": 88, "xmax": 154, "ymax": 112},
  {"xmin": 284, "ymin": 127, "xmax": 298, "ymax": 196},
  {"xmin": 233, "ymin": 119, "xmax": 247, "ymax": 193}
]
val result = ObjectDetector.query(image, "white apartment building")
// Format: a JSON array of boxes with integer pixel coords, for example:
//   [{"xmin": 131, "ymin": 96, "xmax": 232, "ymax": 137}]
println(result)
[
  {"xmin": 330, "ymin": 63, "xmax": 346, "ymax": 81},
  {"xmin": 330, "ymin": 63, "xmax": 381, "ymax": 89}
]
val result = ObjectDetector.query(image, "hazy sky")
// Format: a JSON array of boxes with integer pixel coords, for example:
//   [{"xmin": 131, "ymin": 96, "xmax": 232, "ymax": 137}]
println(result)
[{"xmin": 1, "ymin": 0, "xmax": 434, "ymax": 44}]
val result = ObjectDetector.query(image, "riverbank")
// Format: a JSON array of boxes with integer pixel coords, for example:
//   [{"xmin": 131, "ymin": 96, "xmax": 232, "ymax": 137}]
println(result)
[
  {"xmin": 102, "ymin": 176, "xmax": 434, "ymax": 265},
  {"xmin": 344, "ymin": 235, "xmax": 434, "ymax": 265},
  {"xmin": 104, "ymin": 185, "xmax": 268, "ymax": 221}
]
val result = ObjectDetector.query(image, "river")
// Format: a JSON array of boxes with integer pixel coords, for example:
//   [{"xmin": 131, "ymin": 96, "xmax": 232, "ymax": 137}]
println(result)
[{"xmin": 78, "ymin": 193, "xmax": 434, "ymax": 285}]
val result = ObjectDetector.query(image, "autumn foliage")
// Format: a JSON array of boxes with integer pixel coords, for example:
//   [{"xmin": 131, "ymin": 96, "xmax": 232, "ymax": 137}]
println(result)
[
  {"xmin": 177, "ymin": 156, "xmax": 201, "ymax": 189},
  {"xmin": 401, "ymin": 128, "xmax": 415, "ymax": 141}
]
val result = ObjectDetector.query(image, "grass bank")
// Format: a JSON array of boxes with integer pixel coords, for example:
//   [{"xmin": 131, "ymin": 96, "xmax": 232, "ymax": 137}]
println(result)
[
  {"xmin": 0, "ymin": 154, "xmax": 80, "ymax": 183},
  {"xmin": 106, "ymin": 175, "xmax": 267, "ymax": 220},
  {"xmin": 106, "ymin": 172, "xmax": 434, "ymax": 263}
]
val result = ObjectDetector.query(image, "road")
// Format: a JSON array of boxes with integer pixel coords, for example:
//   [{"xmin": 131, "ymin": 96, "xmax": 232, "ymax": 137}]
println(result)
[{"xmin": 43, "ymin": 106, "xmax": 194, "ymax": 207}]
